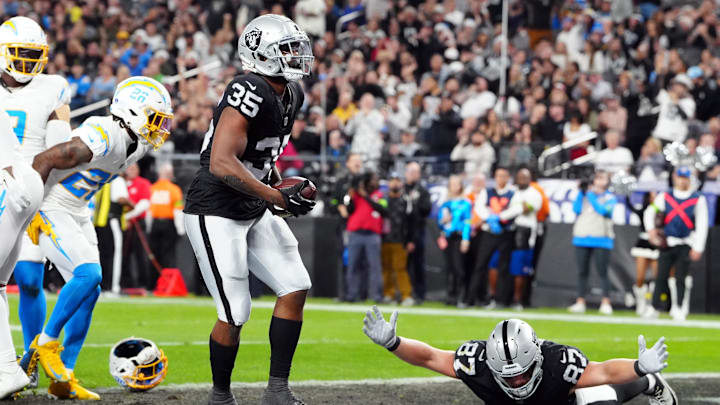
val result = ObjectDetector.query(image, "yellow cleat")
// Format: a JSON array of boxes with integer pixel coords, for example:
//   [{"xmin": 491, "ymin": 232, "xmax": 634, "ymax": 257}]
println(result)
[
  {"xmin": 48, "ymin": 373, "xmax": 100, "ymax": 400},
  {"xmin": 29, "ymin": 335, "xmax": 70, "ymax": 383}
]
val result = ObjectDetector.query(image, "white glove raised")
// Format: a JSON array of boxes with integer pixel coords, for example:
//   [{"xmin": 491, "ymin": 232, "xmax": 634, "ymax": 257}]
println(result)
[
  {"xmin": 362, "ymin": 305, "xmax": 399, "ymax": 350},
  {"xmin": 636, "ymin": 335, "xmax": 669, "ymax": 374}
]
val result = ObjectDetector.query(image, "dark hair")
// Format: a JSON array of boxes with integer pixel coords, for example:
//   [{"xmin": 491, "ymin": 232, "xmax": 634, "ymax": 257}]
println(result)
[{"xmin": 567, "ymin": 108, "xmax": 583, "ymax": 123}]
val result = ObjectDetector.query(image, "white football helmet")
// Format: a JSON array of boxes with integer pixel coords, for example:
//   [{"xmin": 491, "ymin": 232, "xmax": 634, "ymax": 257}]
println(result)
[
  {"xmin": 110, "ymin": 76, "xmax": 174, "ymax": 150},
  {"xmin": 238, "ymin": 14, "xmax": 314, "ymax": 82},
  {"xmin": 0, "ymin": 16, "xmax": 48, "ymax": 83},
  {"xmin": 485, "ymin": 319, "xmax": 544, "ymax": 400},
  {"xmin": 109, "ymin": 337, "xmax": 168, "ymax": 391}
]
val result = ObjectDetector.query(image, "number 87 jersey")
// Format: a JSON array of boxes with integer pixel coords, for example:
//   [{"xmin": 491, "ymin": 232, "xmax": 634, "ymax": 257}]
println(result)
[
  {"xmin": 185, "ymin": 72, "xmax": 304, "ymax": 221},
  {"xmin": 453, "ymin": 339, "xmax": 588, "ymax": 405}
]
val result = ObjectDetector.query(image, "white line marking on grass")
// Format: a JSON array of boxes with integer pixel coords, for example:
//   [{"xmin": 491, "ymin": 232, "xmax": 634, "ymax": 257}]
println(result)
[
  {"xmin": 92, "ymin": 296, "xmax": 720, "ymax": 330},
  {"xmin": 97, "ymin": 373, "xmax": 720, "ymax": 393}
]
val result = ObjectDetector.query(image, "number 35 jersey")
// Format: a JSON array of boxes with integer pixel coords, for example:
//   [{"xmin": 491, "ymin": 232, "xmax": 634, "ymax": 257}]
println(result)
[
  {"xmin": 41, "ymin": 115, "xmax": 151, "ymax": 216},
  {"xmin": 0, "ymin": 74, "xmax": 71, "ymax": 161},
  {"xmin": 184, "ymin": 73, "xmax": 304, "ymax": 221},
  {"xmin": 453, "ymin": 340, "xmax": 588, "ymax": 405}
]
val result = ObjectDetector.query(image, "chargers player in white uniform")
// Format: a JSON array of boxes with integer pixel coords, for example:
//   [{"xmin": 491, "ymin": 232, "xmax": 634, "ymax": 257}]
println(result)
[
  {"xmin": 24, "ymin": 76, "xmax": 173, "ymax": 400},
  {"xmin": 0, "ymin": 16, "xmax": 72, "ymax": 385},
  {"xmin": 0, "ymin": 110, "xmax": 44, "ymax": 398}
]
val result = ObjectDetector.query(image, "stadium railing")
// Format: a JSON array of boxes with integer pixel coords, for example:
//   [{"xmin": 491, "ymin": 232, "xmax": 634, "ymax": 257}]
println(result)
[{"xmin": 538, "ymin": 132, "xmax": 600, "ymax": 177}]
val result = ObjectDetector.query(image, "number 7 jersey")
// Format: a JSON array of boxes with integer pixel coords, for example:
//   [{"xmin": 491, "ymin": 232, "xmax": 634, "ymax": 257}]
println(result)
[
  {"xmin": 185, "ymin": 72, "xmax": 304, "ymax": 221},
  {"xmin": 453, "ymin": 340, "xmax": 588, "ymax": 404},
  {"xmin": 40, "ymin": 115, "xmax": 152, "ymax": 216},
  {"xmin": 0, "ymin": 74, "xmax": 71, "ymax": 161}
]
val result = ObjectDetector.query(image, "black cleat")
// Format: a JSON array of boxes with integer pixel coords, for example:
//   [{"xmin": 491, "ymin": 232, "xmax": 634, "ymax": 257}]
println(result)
[
  {"xmin": 261, "ymin": 387, "xmax": 306, "ymax": 405},
  {"xmin": 208, "ymin": 387, "xmax": 238, "ymax": 405}
]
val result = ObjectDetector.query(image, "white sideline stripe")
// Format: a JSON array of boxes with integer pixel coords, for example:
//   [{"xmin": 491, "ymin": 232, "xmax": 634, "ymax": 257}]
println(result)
[
  {"xmin": 93, "ymin": 296, "xmax": 720, "ymax": 330},
  {"xmin": 12, "ymin": 335, "xmax": 720, "ymax": 351},
  {"xmin": 97, "ymin": 373, "xmax": 720, "ymax": 393}
]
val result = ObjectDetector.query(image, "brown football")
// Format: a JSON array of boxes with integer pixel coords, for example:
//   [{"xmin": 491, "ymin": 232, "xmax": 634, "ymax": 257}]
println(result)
[{"xmin": 273, "ymin": 176, "xmax": 317, "ymax": 200}]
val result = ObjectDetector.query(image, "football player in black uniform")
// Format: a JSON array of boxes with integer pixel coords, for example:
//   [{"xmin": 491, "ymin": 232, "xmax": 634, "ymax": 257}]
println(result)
[
  {"xmin": 184, "ymin": 14, "xmax": 315, "ymax": 405},
  {"xmin": 364, "ymin": 307, "xmax": 678, "ymax": 405}
]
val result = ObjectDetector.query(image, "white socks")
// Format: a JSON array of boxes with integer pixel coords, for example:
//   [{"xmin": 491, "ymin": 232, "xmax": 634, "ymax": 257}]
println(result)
[
  {"xmin": 37, "ymin": 331, "xmax": 58, "ymax": 346},
  {"xmin": 644, "ymin": 373, "xmax": 657, "ymax": 394},
  {"xmin": 0, "ymin": 287, "xmax": 17, "ymax": 372}
]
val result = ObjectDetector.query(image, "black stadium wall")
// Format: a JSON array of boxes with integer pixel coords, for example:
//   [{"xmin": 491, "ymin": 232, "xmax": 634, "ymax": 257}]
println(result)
[{"xmin": 174, "ymin": 218, "xmax": 720, "ymax": 314}]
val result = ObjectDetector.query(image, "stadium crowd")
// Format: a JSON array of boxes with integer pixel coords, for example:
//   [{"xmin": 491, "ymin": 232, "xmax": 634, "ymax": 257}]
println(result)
[{"xmin": 6, "ymin": 0, "xmax": 719, "ymax": 315}]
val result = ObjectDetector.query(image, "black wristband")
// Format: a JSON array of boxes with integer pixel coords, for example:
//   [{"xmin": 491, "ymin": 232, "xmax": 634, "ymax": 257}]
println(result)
[
  {"xmin": 634, "ymin": 360, "xmax": 646, "ymax": 376},
  {"xmin": 387, "ymin": 337, "xmax": 401, "ymax": 352}
]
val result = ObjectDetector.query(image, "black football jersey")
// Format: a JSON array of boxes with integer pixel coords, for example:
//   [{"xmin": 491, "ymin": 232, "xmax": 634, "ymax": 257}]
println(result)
[
  {"xmin": 453, "ymin": 340, "xmax": 589, "ymax": 405},
  {"xmin": 184, "ymin": 73, "xmax": 304, "ymax": 220}
]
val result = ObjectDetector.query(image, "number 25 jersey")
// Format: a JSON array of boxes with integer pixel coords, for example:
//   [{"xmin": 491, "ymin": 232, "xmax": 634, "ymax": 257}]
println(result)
[
  {"xmin": 453, "ymin": 340, "xmax": 588, "ymax": 405},
  {"xmin": 184, "ymin": 73, "xmax": 304, "ymax": 221},
  {"xmin": 41, "ymin": 115, "xmax": 152, "ymax": 216}
]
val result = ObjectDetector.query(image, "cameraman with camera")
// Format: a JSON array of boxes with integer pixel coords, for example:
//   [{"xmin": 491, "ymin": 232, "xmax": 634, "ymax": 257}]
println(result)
[{"xmin": 569, "ymin": 171, "xmax": 617, "ymax": 315}]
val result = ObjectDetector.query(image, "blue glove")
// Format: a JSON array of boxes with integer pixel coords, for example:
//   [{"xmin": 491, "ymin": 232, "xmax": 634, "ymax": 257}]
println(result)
[{"xmin": 487, "ymin": 215, "xmax": 502, "ymax": 234}]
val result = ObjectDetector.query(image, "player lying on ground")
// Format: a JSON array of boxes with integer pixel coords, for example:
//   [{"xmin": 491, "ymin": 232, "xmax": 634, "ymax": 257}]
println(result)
[
  {"xmin": 363, "ymin": 306, "xmax": 677, "ymax": 405},
  {"xmin": 19, "ymin": 76, "xmax": 173, "ymax": 400}
]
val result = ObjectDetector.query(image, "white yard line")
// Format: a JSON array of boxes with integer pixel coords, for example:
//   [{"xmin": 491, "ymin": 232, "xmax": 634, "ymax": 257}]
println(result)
[
  {"xmin": 92, "ymin": 295, "xmax": 720, "ymax": 330},
  {"xmin": 96, "ymin": 373, "xmax": 720, "ymax": 393}
]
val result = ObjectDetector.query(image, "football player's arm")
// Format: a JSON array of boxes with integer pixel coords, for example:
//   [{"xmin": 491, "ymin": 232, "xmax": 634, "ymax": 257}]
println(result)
[
  {"xmin": 32, "ymin": 137, "xmax": 93, "ymax": 183},
  {"xmin": 392, "ymin": 338, "xmax": 458, "ymax": 378},
  {"xmin": 363, "ymin": 306, "xmax": 457, "ymax": 378},
  {"xmin": 270, "ymin": 165, "xmax": 282, "ymax": 186},
  {"xmin": 574, "ymin": 359, "xmax": 639, "ymax": 389},
  {"xmin": 208, "ymin": 107, "xmax": 285, "ymax": 208},
  {"xmin": 575, "ymin": 335, "xmax": 668, "ymax": 390},
  {"xmin": 46, "ymin": 102, "xmax": 72, "ymax": 148}
]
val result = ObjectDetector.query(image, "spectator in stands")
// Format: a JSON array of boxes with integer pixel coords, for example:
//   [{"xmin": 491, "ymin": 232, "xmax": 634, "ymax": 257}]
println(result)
[
  {"xmin": 346, "ymin": 93, "xmax": 384, "ymax": 168},
  {"xmin": 291, "ymin": 112, "xmax": 321, "ymax": 154},
  {"xmin": 564, "ymin": 108, "xmax": 593, "ymax": 159},
  {"xmin": 67, "ymin": 62, "xmax": 91, "ymax": 110},
  {"xmin": 437, "ymin": 175, "xmax": 472, "ymax": 306},
  {"xmin": 404, "ymin": 162, "xmax": 431, "ymax": 305},
  {"xmin": 597, "ymin": 94, "xmax": 628, "ymax": 135},
  {"xmin": 381, "ymin": 173, "xmax": 414, "ymax": 306},
  {"xmin": 635, "ymin": 138, "xmax": 667, "ymax": 182},
  {"xmin": 450, "ymin": 130, "xmax": 495, "ymax": 177},
  {"xmin": 149, "ymin": 164, "xmax": 185, "ymax": 286},
  {"xmin": 87, "ymin": 63, "xmax": 117, "ymax": 104},
  {"xmin": 498, "ymin": 124, "xmax": 535, "ymax": 171},
  {"xmin": 569, "ymin": 171, "xmax": 617, "ymax": 315},
  {"xmin": 465, "ymin": 167, "xmax": 515, "ymax": 308},
  {"xmin": 645, "ymin": 166, "xmax": 708, "ymax": 321},
  {"xmin": 121, "ymin": 164, "xmax": 152, "ymax": 292},
  {"xmin": 294, "ymin": 0, "xmax": 326, "ymax": 38},
  {"xmin": 595, "ymin": 129, "xmax": 635, "ymax": 174},
  {"xmin": 652, "ymin": 74, "xmax": 696, "ymax": 144},
  {"xmin": 460, "ymin": 77, "xmax": 496, "ymax": 120},
  {"xmin": 539, "ymin": 103, "xmax": 566, "ymax": 145},
  {"xmin": 332, "ymin": 153, "xmax": 364, "ymax": 218},
  {"xmin": 427, "ymin": 93, "xmax": 462, "ymax": 156},
  {"xmin": 346, "ymin": 172, "xmax": 386, "ymax": 303}
]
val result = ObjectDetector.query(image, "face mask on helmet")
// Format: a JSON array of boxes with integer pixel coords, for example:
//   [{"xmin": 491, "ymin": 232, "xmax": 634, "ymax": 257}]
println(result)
[
  {"xmin": 276, "ymin": 39, "xmax": 313, "ymax": 79},
  {"xmin": 1, "ymin": 42, "xmax": 48, "ymax": 79},
  {"xmin": 139, "ymin": 107, "xmax": 173, "ymax": 150},
  {"xmin": 109, "ymin": 338, "xmax": 168, "ymax": 392}
]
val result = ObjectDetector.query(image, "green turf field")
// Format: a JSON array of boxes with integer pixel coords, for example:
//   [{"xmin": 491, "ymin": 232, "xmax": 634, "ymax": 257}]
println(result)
[{"xmin": 9, "ymin": 295, "xmax": 720, "ymax": 389}]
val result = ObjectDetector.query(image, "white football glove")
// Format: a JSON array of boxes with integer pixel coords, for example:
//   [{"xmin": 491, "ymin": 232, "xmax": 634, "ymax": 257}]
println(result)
[
  {"xmin": 637, "ymin": 335, "xmax": 669, "ymax": 374},
  {"xmin": 363, "ymin": 305, "xmax": 399, "ymax": 349}
]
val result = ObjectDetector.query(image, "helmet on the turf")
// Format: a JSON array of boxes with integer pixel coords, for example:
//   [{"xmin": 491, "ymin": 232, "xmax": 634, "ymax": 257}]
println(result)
[
  {"xmin": 0, "ymin": 16, "xmax": 48, "ymax": 83},
  {"xmin": 110, "ymin": 76, "xmax": 174, "ymax": 150},
  {"xmin": 485, "ymin": 319, "xmax": 544, "ymax": 400},
  {"xmin": 109, "ymin": 337, "xmax": 168, "ymax": 391},
  {"xmin": 238, "ymin": 14, "xmax": 314, "ymax": 82}
]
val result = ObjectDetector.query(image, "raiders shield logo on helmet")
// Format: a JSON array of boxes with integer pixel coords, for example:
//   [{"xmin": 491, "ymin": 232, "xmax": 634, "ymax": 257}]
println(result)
[{"xmin": 244, "ymin": 28, "xmax": 262, "ymax": 51}]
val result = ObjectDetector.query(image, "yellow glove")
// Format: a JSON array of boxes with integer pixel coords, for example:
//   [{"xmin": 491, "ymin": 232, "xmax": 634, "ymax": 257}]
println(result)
[{"xmin": 26, "ymin": 213, "xmax": 52, "ymax": 245}]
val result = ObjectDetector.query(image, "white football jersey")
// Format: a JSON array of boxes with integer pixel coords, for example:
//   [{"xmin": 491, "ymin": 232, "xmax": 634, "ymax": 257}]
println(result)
[
  {"xmin": 41, "ymin": 115, "xmax": 152, "ymax": 216},
  {"xmin": 0, "ymin": 74, "xmax": 71, "ymax": 162},
  {"xmin": 0, "ymin": 109, "xmax": 22, "ymax": 166}
]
